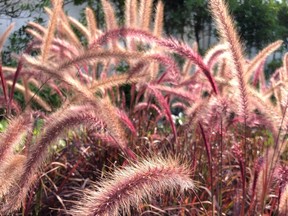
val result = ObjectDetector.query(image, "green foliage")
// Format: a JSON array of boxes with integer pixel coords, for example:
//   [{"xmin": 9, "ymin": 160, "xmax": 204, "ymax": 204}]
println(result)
[
  {"xmin": 277, "ymin": 3, "xmax": 288, "ymax": 48},
  {"xmin": 0, "ymin": 120, "xmax": 8, "ymax": 132},
  {"xmin": 263, "ymin": 129, "xmax": 275, "ymax": 147},
  {"xmin": 234, "ymin": 0, "xmax": 278, "ymax": 53},
  {"xmin": 2, "ymin": 1, "xmax": 48, "ymax": 66},
  {"xmin": 2, "ymin": 26, "xmax": 31, "ymax": 66},
  {"xmin": 3, "ymin": 0, "xmax": 288, "ymax": 60}
]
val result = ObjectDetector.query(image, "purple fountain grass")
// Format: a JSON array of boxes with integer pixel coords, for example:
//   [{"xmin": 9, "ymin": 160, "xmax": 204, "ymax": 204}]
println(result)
[
  {"xmin": 0, "ymin": 154, "xmax": 26, "ymax": 197},
  {"xmin": 279, "ymin": 86, "xmax": 288, "ymax": 117},
  {"xmin": 41, "ymin": 0, "xmax": 63, "ymax": 62},
  {"xmin": 24, "ymin": 48, "xmax": 180, "ymax": 98},
  {"xmin": 158, "ymin": 37, "xmax": 219, "ymax": 92},
  {"xmin": 204, "ymin": 43, "xmax": 228, "ymax": 70},
  {"xmin": 4, "ymin": 69, "xmax": 42, "ymax": 83},
  {"xmin": 147, "ymin": 52, "xmax": 181, "ymax": 82},
  {"xmin": 0, "ymin": 65, "xmax": 8, "ymax": 106},
  {"xmin": 101, "ymin": 0, "xmax": 119, "ymax": 51},
  {"xmin": 0, "ymin": 23, "xmax": 15, "ymax": 111},
  {"xmin": 2, "ymin": 0, "xmax": 288, "ymax": 214},
  {"xmin": 139, "ymin": 0, "xmax": 153, "ymax": 31},
  {"xmin": 247, "ymin": 40, "xmax": 283, "ymax": 78},
  {"xmin": 209, "ymin": 0, "xmax": 250, "ymax": 212},
  {"xmin": 101, "ymin": 0, "xmax": 118, "ymax": 31},
  {"xmin": 0, "ymin": 96, "xmax": 21, "ymax": 114},
  {"xmin": 217, "ymin": 58, "xmax": 230, "ymax": 83},
  {"xmin": 70, "ymin": 16, "xmax": 94, "ymax": 39},
  {"xmin": 125, "ymin": 0, "xmax": 137, "ymax": 28},
  {"xmin": 69, "ymin": 157, "xmax": 194, "ymax": 216},
  {"xmin": 171, "ymin": 101, "xmax": 187, "ymax": 110},
  {"xmin": 0, "ymin": 23, "xmax": 14, "ymax": 51},
  {"xmin": 150, "ymin": 84, "xmax": 195, "ymax": 102},
  {"xmin": 198, "ymin": 123, "xmax": 213, "ymax": 201},
  {"xmin": 8, "ymin": 41, "xmax": 40, "ymax": 114},
  {"xmin": 199, "ymin": 123, "xmax": 212, "ymax": 170},
  {"xmin": 121, "ymin": 89, "xmax": 126, "ymax": 109},
  {"xmin": 254, "ymin": 149, "xmax": 280, "ymax": 212},
  {"xmin": 153, "ymin": 0, "xmax": 164, "ymax": 37},
  {"xmin": 252, "ymin": 61, "xmax": 265, "ymax": 88},
  {"xmin": 89, "ymin": 133, "xmax": 119, "ymax": 147},
  {"xmin": 249, "ymin": 88, "xmax": 283, "ymax": 138},
  {"xmin": 96, "ymin": 97, "xmax": 130, "ymax": 150},
  {"xmin": 109, "ymin": 52, "xmax": 180, "ymax": 84},
  {"xmin": 153, "ymin": 1, "xmax": 164, "ymax": 37},
  {"xmin": 91, "ymin": 28, "xmax": 218, "ymax": 94},
  {"xmin": 146, "ymin": 84, "xmax": 177, "ymax": 143},
  {"xmin": 25, "ymin": 28, "xmax": 43, "ymax": 41},
  {"xmin": 24, "ymin": 49, "xmax": 179, "ymax": 83},
  {"xmin": 231, "ymin": 142, "xmax": 245, "ymax": 192},
  {"xmin": 134, "ymin": 102, "xmax": 163, "ymax": 117},
  {"xmin": 116, "ymin": 109, "xmax": 136, "ymax": 136},
  {"xmin": 209, "ymin": 0, "xmax": 248, "ymax": 120},
  {"xmin": 124, "ymin": 0, "xmax": 138, "ymax": 50},
  {"xmin": 85, "ymin": 7, "xmax": 98, "ymax": 44},
  {"xmin": 275, "ymin": 165, "xmax": 288, "ymax": 215},
  {"xmin": 59, "ymin": 22, "xmax": 82, "ymax": 48},
  {"xmin": 125, "ymin": 61, "xmax": 147, "ymax": 81},
  {"xmin": 0, "ymin": 105, "xmax": 113, "ymax": 213},
  {"xmin": 27, "ymin": 21, "xmax": 46, "ymax": 36},
  {"xmin": 248, "ymin": 157, "xmax": 264, "ymax": 214},
  {"xmin": 1, "ymin": 66, "xmax": 18, "ymax": 73},
  {"xmin": 278, "ymin": 68, "xmax": 287, "ymax": 83},
  {"xmin": 279, "ymin": 185, "xmax": 288, "ymax": 215},
  {"xmin": 182, "ymin": 59, "xmax": 193, "ymax": 77},
  {"xmin": 0, "ymin": 114, "xmax": 32, "ymax": 167},
  {"xmin": 6, "ymin": 80, "xmax": 52, "ymax": 111},
  {"xmin": 180, "ymin": 42, "xmax": 227, "ymax": 87},
  {"xmin": 90, "ymin": 73, "xmax": 147, "ymax": 93},
  {"xmin": 186, "ymin": 97, "xmax": 210, "ymax": 122}
]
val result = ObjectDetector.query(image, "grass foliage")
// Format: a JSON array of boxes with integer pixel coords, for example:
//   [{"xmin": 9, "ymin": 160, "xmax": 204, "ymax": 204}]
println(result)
[{"xmin": 0, "ymin": 0, "xmax": 288, "ymax": 215}]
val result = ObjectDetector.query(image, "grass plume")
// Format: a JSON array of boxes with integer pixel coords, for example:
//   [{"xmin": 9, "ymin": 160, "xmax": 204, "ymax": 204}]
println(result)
[
  {"xmin": 69, "ymin": 157, "xmax": 194, "ymax": 216},
  {"xmin": 41, "ymin": 0, "xmax": 62, "ymax": 62},
  {"xmin": 0, "ymin": 155, "xmax": 26, "ymax": 197},
  {"xmin": 209, "ymin": 0, "xmax": 248, "ymax": 119}
]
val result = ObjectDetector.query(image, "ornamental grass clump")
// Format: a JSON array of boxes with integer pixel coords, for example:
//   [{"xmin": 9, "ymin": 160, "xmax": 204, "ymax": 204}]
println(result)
[
  {"xmin": 0, "ymin": 0, "xmax": 288, "ymax": 215},
  {"xmin": 69, "ymin": 157, "xmax": 194, "ymax": 216}
]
